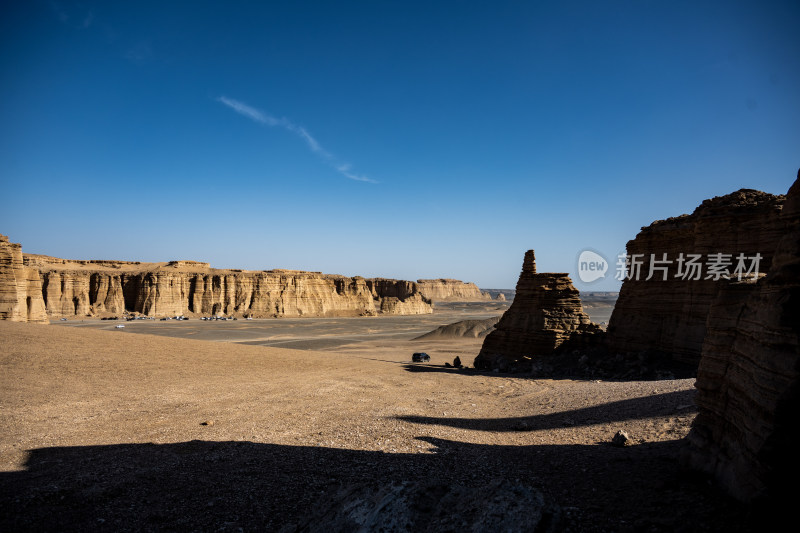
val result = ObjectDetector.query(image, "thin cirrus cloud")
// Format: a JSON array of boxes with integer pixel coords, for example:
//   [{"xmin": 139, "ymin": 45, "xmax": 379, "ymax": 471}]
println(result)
[{"xmin": 217, "ymin": 96, "xmax": 377, "ymax": 184}]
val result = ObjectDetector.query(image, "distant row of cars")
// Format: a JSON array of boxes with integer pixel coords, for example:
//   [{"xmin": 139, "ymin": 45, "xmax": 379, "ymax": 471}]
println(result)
[
  {"xmin": 62, "ymin": 314, "xmax": 257, "ymax": 322},
  {"xmin": 200, "ymin": 316, "xmax": 256, "ymax": 321}
]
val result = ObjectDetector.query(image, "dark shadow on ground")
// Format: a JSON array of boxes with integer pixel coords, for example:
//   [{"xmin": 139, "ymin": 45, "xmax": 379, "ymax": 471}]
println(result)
[
  {"xmin": 402, "ymin": 363, "xmax": 470, "ymax": 374},
  {"xmin": 1, "ymin": 434, "xmax": 750, "ymax": 532},
  {"xmin": 402, "ymin": 349, "xmax": 699, "ymax": 382},
  {"xmin": 396, "ymin": 389, "xmax": 697, "ymax": 432}
]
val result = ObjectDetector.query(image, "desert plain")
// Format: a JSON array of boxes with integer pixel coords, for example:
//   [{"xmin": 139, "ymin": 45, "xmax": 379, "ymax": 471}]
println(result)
[{"xmin": 0, "ymin": 299, "xmax": 749, "ymax": 531}]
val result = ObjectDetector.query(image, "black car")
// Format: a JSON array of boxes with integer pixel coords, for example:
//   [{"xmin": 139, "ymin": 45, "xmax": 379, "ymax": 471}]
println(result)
[{"xmin": 412, "ymin": 352, "xmax": 430, "ymax": 362}]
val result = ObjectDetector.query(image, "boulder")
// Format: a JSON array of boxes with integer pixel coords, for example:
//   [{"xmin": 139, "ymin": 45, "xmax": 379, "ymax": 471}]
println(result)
[{"xmin": 294, "ymin": 479, "xmax": 557, "ymax": 532}]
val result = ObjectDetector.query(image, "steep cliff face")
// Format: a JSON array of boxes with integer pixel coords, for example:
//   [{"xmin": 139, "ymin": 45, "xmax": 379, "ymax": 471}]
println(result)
[
  {"xmin": 0, "ymin": 235, "xmax": 48, "ymax": 323},
  {"xmin": 416, "ymin": 279, "xmax": 491, "ymax": 301},
  {"xmin": 19, "ymin": 255, "xmax": 433, "ymax": 318},
  {"xmin": 474, "ymin": 250, "xmax": 602, "ymax": 371},
  {"xmin": 363, "ymin": 278, "xmax": 432, "ymax": 314},
  {"xmin": 606, "ymin": 189, "xmax": 786, "ymax": 365},
  {"xmin": 684, "ymin": 173, "xmax": 800, "ymax": 505}
]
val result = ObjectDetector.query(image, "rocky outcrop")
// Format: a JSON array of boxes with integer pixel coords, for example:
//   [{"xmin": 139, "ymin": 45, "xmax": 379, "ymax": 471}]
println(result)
[
  {"xmin": 606, "ymin": 189, "xmax": 786, "ymax": 365},
  {"xmin": 15, "ymin": 252, "xmax": 433, "ymax": 319},
  {"xmin": 474, "ymin": 250, "xmax": 603, "ymax": 371},
  {"xmin": 413, "ymin": 316, "xmax": 500, "ymax": 340},
  {"xmin": 684, "ymin": 172, "xmax": 800, "ymax": 505},
  {"xmin": 0, "ymin": 235, "xmax": 48, "ymax": 323},
  {"xmin": 416, "ymin": 279, "xmax": 491, "ymax": 301},
  {"xmin": 483, "ymin": 289, "xmax": 515, "ymax": 301}
]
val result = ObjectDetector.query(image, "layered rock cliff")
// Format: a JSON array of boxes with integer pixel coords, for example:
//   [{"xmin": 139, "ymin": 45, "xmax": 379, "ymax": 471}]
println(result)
[
  {"xmin": 606, "ymin": 189, "xmax": 786, "ymax": 365},
  {"xmin": 416, "ymin": 279, "xmax": 491, "ymax": 302},
  {"xmin": 15, "ymin": 253, "xmax": 433, "ymax": 319},
  {"xmin": 0, "ymin": 235, "xmax": 48, "ymax": 323},
  {"xmin": 474, "ymin": 250, "xmax": 602, "ymax": 371},
  {"xmin": 684, "ymin": 173, "xmax": 800, "ymax": 505}
]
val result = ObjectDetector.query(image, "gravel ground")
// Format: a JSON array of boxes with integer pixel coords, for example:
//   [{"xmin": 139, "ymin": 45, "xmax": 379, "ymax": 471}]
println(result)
[{"xmin": 0, "ymin": 320, "xmax": 749, "ymax": 531}]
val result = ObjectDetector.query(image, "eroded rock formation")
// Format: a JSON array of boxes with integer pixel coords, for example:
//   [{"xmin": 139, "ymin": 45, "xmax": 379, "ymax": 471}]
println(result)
[
  {"xmin": 0, "ymin": 235, "xmax": 48, "ymax": 323},
  {"xmin": 474, "ymin": 250, "xmax": 602, "ymax": 371},
  {"xmin": 684, "ymin": 173, "xmax": 800, "ymax": 505},
  {"xmin": 12, "ymin": 252, "xmax": 433, "ymax": 319},
  {"xmin": 413, "ymin": 316, "xmax": 500, "ymax": 340},
  {"xmin": 606, "ymin": 189, "xmax": 786, "ymax": 365},
  {"xmin": 416, "ymin": 279, "xmax": 491, "ymax": 302}
]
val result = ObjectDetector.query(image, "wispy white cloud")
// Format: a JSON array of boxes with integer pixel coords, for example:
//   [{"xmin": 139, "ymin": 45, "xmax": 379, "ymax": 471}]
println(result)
[
  {"xmin": 217, "ymin": 96, "xmax": 278, "ymax": 126},
  {"xmin": 336, "ymin": 165, "xmax": 378, "ymax": 183},
  {"xmin": 217, "ymin": 96, "xmax": 377, "ymax": 184},
  {"xmin": 284, "ymin": 122, "xmax": 331, "ymax": 158}
]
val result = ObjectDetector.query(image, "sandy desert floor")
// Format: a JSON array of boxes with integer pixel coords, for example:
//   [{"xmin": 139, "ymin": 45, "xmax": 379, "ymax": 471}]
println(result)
[
  {"xmin": 46, "ymin": 301, "xmax": 511, "ymax": 351},
  {"xmin": 0, "ymin": 303, "xmax": 749, "ymax": 531}
]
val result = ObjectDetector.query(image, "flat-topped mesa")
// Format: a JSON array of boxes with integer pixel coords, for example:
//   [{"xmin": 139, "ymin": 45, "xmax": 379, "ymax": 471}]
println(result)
[
  {"xmin": 415, "ymin": 278, "xmax": 492, "ymax": 302},
  {"xmin": 0, "ymin": 235, "xmax": 48, "ymax": 323},
  {"xmin": 165, "ymin": 261, "xmax": 211, "ymax": 269},
  {"xmin": 0, "ymin": 243, "xmax": 434, "ymax": 319},
  {"xmin": 474, "ymin": 250, "xmax": 603, "ymax": 372},
  {"xmin": 24, "ymin": 255, "xmax": 144, "ymax": 271},
  {"xmin": 605, "ymin": 188, "xmax": 786, "ymax": 366},
  {"xmin": 683, "ymin": 171, "xmax": 800, "ymax": 507}
]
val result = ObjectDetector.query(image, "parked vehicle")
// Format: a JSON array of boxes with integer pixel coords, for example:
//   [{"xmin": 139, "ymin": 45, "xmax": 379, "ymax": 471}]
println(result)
[{"xmin": 412, "ymin": 352, "xmax": 430, "ymax": 362}]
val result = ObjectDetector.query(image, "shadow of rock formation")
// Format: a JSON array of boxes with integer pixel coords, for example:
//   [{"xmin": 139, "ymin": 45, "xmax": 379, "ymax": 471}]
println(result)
[
  {"xmin": 1, "ymin": 435, "xmax": 748, "ymax": 532},
  {"xmin": 396, "ymin": 389, "xmax": 697, "ymax": 433}
]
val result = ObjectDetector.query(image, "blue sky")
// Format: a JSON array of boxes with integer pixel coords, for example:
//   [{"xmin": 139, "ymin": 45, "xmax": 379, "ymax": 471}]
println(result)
[{"xmin": 1, "ymin": 1, "xmax": 798, "ymax": 290}]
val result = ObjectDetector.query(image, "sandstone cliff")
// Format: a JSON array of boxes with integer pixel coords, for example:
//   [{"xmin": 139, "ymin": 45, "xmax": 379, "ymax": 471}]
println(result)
[
  {"xmin": 0, "ymin": 235, "xmax": 48, "ymax": 323},
  {"xmin": 684, "ymin": 172, "xmax": 800, "ymax": 505},
  {"xmin": 474, "ymin": 250, "xmax": 602, "ymax": 371},
  {"xmin": 606, "ymin": 189, "xmax": 786, "ymax": 365},
  {"xmin": 15, "ymin": 253, "xmax": 433, "ymax": 319},
  {"xmin": 416, "ymin": 279, "xmax": 491, "ymax": 302}
]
